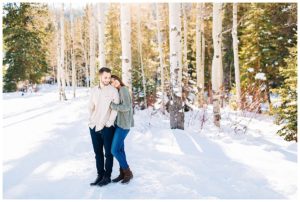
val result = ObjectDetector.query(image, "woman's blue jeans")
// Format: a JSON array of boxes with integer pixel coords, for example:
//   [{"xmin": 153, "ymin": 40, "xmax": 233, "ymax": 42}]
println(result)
[{"xmin": 111, "ymin": 125, "xmax": 130, "ymax": 169}]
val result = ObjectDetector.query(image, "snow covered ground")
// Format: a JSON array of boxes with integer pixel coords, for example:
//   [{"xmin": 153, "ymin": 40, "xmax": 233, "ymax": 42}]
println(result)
[{"xmin": 2, "ymin": 85, "xmax": 298, "ymax": 199}]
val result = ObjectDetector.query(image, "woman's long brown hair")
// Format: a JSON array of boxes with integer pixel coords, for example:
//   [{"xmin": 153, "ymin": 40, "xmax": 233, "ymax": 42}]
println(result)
[{"xmin": 111, "ymin": 75, "xmax": 125, "ymax": 87}]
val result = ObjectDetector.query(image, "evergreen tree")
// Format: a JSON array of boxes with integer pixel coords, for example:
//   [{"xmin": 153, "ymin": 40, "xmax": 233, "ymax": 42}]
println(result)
[
  {"xmin": 3, "ymin": 3, "xmax": 49, "ymax": 92},
  {"xmin": 275, "ymin": 44, "xmax": 297, "ymax": 142},
  {"xmin": 106, "ymin": 4, "xmax": 122, "ymax": 74},
  {"xmin": 239, "ymin": 3, "xmax": 296, "ymax": 111}
]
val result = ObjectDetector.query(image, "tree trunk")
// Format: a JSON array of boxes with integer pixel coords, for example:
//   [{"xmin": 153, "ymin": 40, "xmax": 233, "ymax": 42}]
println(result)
[
  {"xmin": 89, "ymin": 4, "xmax": 96, "ymax": 86},
  {"xmin": 65, "ymin": 53, "xmax": 71, "ymax": 87},
  {"xmin": 55, "ymin": 10, "xmax": 61, "ymax": 100},
  {"xmin": 137, "ymin": 5, "xmax": 147, "ymax": 109},
  {"xmin": 182, "ymin": 4, "xmax": 187, "ymax": 77},
  {"xmin": 155, "ymin": 3, "xmax": 165, "ymax": 114},
  {"xmin": 60, "ymin": 3, "xmax": 67, "ymax": 100},
  {"xmin": 79, "ymin": 15, "xmax": 89, "ymax": 88},
  {"xmin": 201, "ymin": 3, "xmax": 206, "ymax": 105},
  {"xmin": 232, "ymin": 3, "xmax": 241, "ymax": 110},
  {"xmin": 169, "ymin": 3, "xmax": 184, "ymax": 130},
  {"xmin": 182, "ymin": 4, "xmax": 190, "ymax": 108},
  {"xmin": 196, "ymin": 3, "xmax": 205, "ymax": 107},
  {"xmin": 70, "ymin": 3, "xmax": 76, "ymax": 98},
  {"xmin": 178, "ymin": 3, "xmax": 183, "ymax": 90},
  {"xmin": 212, "ymin": 3, "xmax": 223, "ymax": 127},
  {"xmin": 207, "ymin": 36, "xmax": 213, "ymax": 104},
  {"xmin": 120, "ymin": 4, "xmax": 132, "ymax": 92},
  {"xmin": 97, "ymin": 3, "xmax": 106, "ymax": 68}
]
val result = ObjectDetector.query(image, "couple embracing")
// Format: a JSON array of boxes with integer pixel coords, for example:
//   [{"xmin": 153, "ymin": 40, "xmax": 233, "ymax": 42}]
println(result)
[{"xmin": 88, "ymin": 67, "xmax": 134, "ymax": 187}]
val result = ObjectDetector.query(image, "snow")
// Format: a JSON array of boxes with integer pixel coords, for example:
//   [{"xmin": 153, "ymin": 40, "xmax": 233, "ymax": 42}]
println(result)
[
  {"xmin": 189, "ymin": 79, "xmax": 196, "ymax": 85},
  {"xmin": 247, "ymin": 67, "xmax": 254, "ymax": 72},
  {"xmin": 255, "ymin": 72, "xmax": 267, "ymax": 81},
  {"xmin": 170, "ymin": 25, "xmax": 177, "ymax": 30},
  {"xmin": 2, "ymin": 85, "xmax": 297, "ymax": 199},
  {"xmin": 277, "ymin": 36, "xmax": 283, "ymax": 40}
]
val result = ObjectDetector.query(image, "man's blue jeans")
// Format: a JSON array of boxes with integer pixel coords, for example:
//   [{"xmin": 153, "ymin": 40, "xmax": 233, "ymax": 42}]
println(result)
[
  {"xmin": 111, "ymin": 125, "xmax": 130, "ymax": 169},
  {"xmin": 89, "ymin": 126, "xmax": 115, "ymax": 178}
]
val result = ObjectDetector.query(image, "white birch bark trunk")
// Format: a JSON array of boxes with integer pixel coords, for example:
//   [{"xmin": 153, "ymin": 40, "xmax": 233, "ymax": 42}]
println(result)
[
  {"xmin": 178, "ymin": 4, "xmax": 183, "ymax": 91},
  {"xmin": 60, "ymin": 3, "xmax": 66, "ymax": 100},
  {"xmin": 65, "ymin": 53, "xmax": 71, "ymax": 87},
  {"xmin": 55, "ymin": 11, "xmax": 61, "ymax": 100},
  {"xmin": 79, "ymin": 16, "xmax": 89, "ymax": 88},
  {"xmin": 137, "ymin": 5, "xmax": 147, "ymax": 109},
  {"xmin": 196, "ymin": 3, "xmax": 205, "ymax": 107},
  {"xmin": 89, "ymin": 4, "xmax": 96, "ymax": 86},
  {"xmin": 232, "ymin": 3, "xmax": 241, "ymax": 110},
  {"xmin": 70, "ymin": 3, "xmax": 76, "ymax": 98},
  {"xmin": 97, "ymin": 3, "xmax": 106, "ymax": 68},
  {"xmin": 182, "ymin": 4, "xmax": 189, "ymax": 106},
  {"xmin": 155, "ymin": 3, "xmax": 165, "ymax": 113},
  {"xmin": 201, "ymin": 3, "xmax": 205, "ymax": 105},
  {"xmin": 182, "ymin": 4, "xmax": 187, "ymax": 76},
  {"xmin": 120, "ymin": 4, "xmax": 132, "ymax": 92},
  {"xmin": 169, "ymin": 3, "xmax": 184, "ymax": 129},
  {"xmin": 212, "ymin": 3, "xmax": 223, "ymax": 127}
]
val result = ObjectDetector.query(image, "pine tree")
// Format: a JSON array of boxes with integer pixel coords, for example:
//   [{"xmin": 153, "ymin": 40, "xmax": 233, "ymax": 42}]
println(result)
[
  {"xmin": 3, "ymin": 3, "xmax": 49, "ymax": 92},
  {"xmin": 239, "ymin": 3, "xmax": 296, "ymax": 112},
  {"xmin": 275, "ymin": 45, "xmax": 297, "ymax": 142},
  {"xmin": 106, "ymin": 4, "xmax": 121, "ymax": 75},
  {"xmin": 131, "ymin": 4, "xmax": 158, "ymax": 108}
]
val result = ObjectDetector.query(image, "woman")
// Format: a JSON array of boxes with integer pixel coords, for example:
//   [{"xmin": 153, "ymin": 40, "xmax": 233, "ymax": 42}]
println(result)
[{"xmin": 110, "ymin": 75, "xmax": 134, "ymax": 184}]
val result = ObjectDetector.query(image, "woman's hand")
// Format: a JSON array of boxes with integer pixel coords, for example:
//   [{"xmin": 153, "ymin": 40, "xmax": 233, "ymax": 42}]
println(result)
[{"xmin": 110, "ymin": 102, "xmax": 117, "ymax": 110}]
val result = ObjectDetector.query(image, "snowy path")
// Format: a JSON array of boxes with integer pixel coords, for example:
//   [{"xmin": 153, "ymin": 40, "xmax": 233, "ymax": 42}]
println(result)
[{"xmin": 2, "ymin": 85, "xmax": 297, "ymax": 199}]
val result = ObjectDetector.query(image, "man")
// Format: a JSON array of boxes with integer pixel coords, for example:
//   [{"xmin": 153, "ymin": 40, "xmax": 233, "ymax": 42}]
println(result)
[{"xmin": 88, "ymin": 67, "xmax": 120, "ymax": 187}]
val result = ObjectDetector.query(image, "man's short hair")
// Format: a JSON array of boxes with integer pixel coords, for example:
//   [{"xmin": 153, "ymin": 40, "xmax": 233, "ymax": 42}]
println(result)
[{"xmin": 99, "ymin": 67, "xmax": 111, "ymax": 74}]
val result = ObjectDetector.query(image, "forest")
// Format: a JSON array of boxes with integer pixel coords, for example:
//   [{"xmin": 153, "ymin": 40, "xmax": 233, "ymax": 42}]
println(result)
[{"xmin": 2, "ymin": 2, "xmax": 297, "ymax": 142}]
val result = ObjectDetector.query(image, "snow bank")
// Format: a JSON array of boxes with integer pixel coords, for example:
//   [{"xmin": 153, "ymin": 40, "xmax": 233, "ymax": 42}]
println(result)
[{"xmin": 2, "ymin": 85, "xmax": 297, "ymax": 199}]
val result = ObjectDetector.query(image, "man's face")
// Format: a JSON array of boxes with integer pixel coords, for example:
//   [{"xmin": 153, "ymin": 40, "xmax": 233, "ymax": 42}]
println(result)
[{"xmin": 99, "ymin": 72, "xmax": 111, "ymax": 86}]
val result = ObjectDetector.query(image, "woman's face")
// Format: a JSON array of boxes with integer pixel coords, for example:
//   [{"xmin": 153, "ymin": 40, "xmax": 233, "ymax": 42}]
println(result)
[{"xmin": 110, "ymin": 78, "xmax": 120, "ymax": 88}]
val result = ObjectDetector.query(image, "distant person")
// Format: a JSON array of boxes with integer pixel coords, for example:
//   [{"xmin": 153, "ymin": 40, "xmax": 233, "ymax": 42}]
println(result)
[
  {"xmin": 110, "ymin": 75, "xmax": 134, "ymax": 184},
  {"xmin": 88, "ymin": 67, "xmax": 120, "ymax": 187}
]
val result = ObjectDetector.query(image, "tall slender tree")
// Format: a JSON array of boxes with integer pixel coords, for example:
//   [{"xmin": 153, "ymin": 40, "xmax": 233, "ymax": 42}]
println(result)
[
  {"xmin": 120, "ymin": 4, "xmax": 132, "ymax": 91},
  {"xmin": 201, "ymin": 3, "xmax": 206, "ymax": 104},
  {"xmin": 169, "ymin": 3, "xmax": 184, "ymax": 129},
  {"xmin": 97, "ymin": 3, "xmax": 106, "ymax": 68},
  {"xmin": 196, "ymin": 3, "xmax": 205, "ymax": 107},
  {"xmin": 89, "ymin": 4, "xmax": 96, "ymax": 86},
  {"xmin": 70, "ymin": 3, "xmax": 76, "ymax": 98},
  {"xmin": 137, "ymin": 5, "xmax": 147, "ymax": 108},
  {"xmin": 232, "ymin": 3, "xmax": 241, "ymax": 109},
  {"xmin": 181, "ymin": 3, "xmax": 191, "ymax": 108},
  {"xmin": 59, "ymin": 3, "xmax": 67, "ymax": 100},
  {"xmin": 212, "ymin": 3, "xmax": 223, "ymax": 127},
  {"xmin": 54, "ymin": 8, "xmax": 61, "ymax": 98},
  {"xmin": 155, "ymin": 3, "xmax": 165, "ymax": 113}
]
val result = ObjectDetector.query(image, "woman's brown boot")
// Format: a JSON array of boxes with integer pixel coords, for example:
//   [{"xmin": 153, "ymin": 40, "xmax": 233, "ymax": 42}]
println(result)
[{"xmin": 121, "ymin": 167, "xmax": 133, "ymax": 184}]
